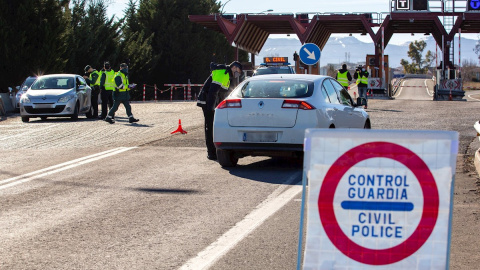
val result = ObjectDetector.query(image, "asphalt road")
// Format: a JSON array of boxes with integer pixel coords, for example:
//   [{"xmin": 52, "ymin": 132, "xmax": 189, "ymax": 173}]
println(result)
[
  {"xmin": 393, "ymin": 78, "xmax": 436, "ymax": 100},
  {"xmin": 1, "ymin": 91, "xmax": 480, "ymax": 269}
]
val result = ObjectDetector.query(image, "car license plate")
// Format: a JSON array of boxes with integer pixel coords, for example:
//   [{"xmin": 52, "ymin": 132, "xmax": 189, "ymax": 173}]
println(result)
[
  {"xmin": 243, "ymin": 132, "xmax": 278, "ymax": 142},
  {"xmin": 34, "ymin": 104, "xmax": 54, "ymax": 108}
]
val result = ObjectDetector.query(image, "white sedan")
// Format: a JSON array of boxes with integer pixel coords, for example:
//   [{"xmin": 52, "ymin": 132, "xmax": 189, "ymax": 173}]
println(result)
[
  {"xmin": 20, "ymin": 74, "xmax": 94, "ymax": 122},
  {"xmin": 213, "ymin": 74, "xmax": 370, "ymax": 167}
]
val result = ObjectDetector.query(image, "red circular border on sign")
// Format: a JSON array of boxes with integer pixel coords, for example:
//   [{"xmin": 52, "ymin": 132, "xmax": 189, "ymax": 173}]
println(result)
[{"xmin": 318, "ymin": 142, "xmax": 439, "ymax": 265}]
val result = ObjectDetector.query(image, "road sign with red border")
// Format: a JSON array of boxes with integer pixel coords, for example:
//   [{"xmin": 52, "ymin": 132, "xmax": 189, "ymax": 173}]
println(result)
[{"xmin": 301, "ymin": 129, "xmax": 458, "ymax": 269}]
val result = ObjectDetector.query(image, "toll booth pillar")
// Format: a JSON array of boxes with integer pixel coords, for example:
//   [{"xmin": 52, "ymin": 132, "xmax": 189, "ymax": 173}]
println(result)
[{"xmin": 366, "ymin": 53, "xmax": 389, "ymax": 96}]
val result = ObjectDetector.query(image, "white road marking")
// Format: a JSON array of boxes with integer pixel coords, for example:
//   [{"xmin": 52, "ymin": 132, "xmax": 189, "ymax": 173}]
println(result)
[
  {"xmin": 468, "ymin": 94, "xmax": 480, "ymax": 101},
  {"xmin": 0, "ymin": 124, "xmax": 59, "ymax": 141},
  {"xmin": 425, "ymin": 80, "xmax": 433, "ymax": 97},
  {"xmin": 179, "ymin": 172, "xmax": 302, "ymax": 270},
  {"xmin": 0, "ymin": 147, "xmax": 136, "ymax": 190},
  {"xmin": 393, "ymin": 80, "xmax": 406, "ymax": 98}
]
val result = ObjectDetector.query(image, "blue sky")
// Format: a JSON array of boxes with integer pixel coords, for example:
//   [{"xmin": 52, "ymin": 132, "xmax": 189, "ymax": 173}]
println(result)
[{"xmin": 107, "ymin": 0, "xmax": 478, "ymax": 45}]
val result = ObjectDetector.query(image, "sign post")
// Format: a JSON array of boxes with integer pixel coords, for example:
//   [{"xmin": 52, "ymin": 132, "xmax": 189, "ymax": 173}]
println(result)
[{"xmin": 300, "ymin": 129, "xmax": 458, "ymax": 269}]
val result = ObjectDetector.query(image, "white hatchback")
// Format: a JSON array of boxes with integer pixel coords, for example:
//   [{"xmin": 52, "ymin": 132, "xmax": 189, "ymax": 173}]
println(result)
[{"xmin": 213, "ymin": 74, "xmax": 370, "ymax": 167}]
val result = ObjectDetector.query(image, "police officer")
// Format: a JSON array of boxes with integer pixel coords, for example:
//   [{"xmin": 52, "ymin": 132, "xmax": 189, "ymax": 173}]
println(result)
[
  {"xmin": 83, "ymin": 65, "xmax": 100, "ymax": 118},
  {"xmin": 104, "ymin": 63, "xmax": 139, "ymax": 124},
  {"xmin": 99, "ymin": 61, "xmax": 115, "ymax": 119},
  {"xmin": 354, "ymin": 65, "xmax": 369, "ymax": 109},
  {"xmin": 335, "ymin": 63, "xmax": 352, "ymax": 89},
  {"xmin": 197, "ymin": 61, "xmax": 243, "ymax": 160}
]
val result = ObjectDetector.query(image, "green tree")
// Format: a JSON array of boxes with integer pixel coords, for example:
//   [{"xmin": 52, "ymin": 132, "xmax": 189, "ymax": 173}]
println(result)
[
  {"xmin": 120, "ymin": 0, "xmax": 248, "ymax": 99},
  {"xmin": 0, "ymin": 0, "xmax": 69, "ymax": 91},
  {"xmin": 64, "ymin": 0, "xmax": 121, "ymax": 74},
  {"xmin": 400, "ymin": 40, "xmax": 434, "ymax": 74}
]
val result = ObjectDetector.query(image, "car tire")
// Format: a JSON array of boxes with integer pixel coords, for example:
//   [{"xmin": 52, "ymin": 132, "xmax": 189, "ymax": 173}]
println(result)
[
  {"xmin": 41, "ymin": 117, "xmax": 47, "ymax": 121},
  {"xmin": 85, "ymin": 105, "xmax": 94, "ymax": 119},
  {"xmin": 21, "ymin": 116, "xmax": 29, "ymax": 123},
  {"xmin": 71, "ymin": 103, "xmax": 79, "ymax": 121},
  {"xmin": 216, "ymin": 149, "xmax": 238, "ymax": 167}
]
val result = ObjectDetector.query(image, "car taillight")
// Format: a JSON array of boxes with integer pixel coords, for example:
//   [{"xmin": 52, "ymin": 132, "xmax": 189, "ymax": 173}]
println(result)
[
  {"xmin": 217, "ymin": 99, "xmax": 242, "ymax": 109},
  {"xmin": 281, "ymin": 100, "xmax": 315, "ymax": 110}
]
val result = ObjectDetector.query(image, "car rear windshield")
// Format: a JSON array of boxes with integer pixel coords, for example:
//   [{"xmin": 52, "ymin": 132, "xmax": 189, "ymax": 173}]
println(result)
[
  {"xmin": 31, "ymin": 77, "xmax": 74, "ymax": 90},
  {"xmin": 255, "ymin": 67, "xmax": 293, "ymax": 75},
  {"xmin": 233, "ymin": 79, "xmax": 314, "ymax": 98}
]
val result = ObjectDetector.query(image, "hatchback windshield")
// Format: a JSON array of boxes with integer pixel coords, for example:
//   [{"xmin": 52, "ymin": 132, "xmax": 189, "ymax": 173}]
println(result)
[
  {"xmin": 232, "ymin": 80, "xmax": 314, "ymax": 98},
  {"xmin": 31, "ymin": 77, "xmax": 74, "ymax": 90}
]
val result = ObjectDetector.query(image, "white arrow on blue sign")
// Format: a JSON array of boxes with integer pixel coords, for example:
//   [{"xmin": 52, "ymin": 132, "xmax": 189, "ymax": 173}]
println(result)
[{"xmin": 299, "ymin": 43, "xmax": 321, "ymax": 65}]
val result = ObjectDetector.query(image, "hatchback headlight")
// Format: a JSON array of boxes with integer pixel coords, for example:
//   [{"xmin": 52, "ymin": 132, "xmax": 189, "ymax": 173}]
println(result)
[
  {"xmin": 58, "ymin": 95, "xmax": 74, "ymax": 103},
  {"xmin": 20, "ymin": 95, "xmax": 31, "ymax": 104}
]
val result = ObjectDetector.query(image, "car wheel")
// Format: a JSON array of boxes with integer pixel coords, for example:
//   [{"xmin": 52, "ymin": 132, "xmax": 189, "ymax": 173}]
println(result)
[
  {"xmin": 364, "ymin": 120, "xmax": 371, "ymax": 129},
  {"xmin": 85, "ymin": 105, "xmax": 94, "ymax": 119},
  {"xmin": 21, "ymin": 116, "xmax": 29, "ymax": 123},
  {"xmin": 71, "ymin": 103, "xmax": 79, "ymax": 121},
  {"xmin": 216, "ymin": 149, "xmax": 238, "ymax": 167},
  {"xmin": 41, "ymin": 117, "xmax": 47, "ymax": 121}
]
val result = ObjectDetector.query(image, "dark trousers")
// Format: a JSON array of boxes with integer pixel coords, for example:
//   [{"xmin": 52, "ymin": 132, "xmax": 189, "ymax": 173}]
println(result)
[
  {"xmin": 358, "ymin": 85, "xmax": 368, "ymax": 106},
  {"xmin": 100, "ymin": 89, "xmax": 113, "ymax": 118},
  {"xmin": 108, "ymin": 91, "xmax": 132, "ymax": 117},
  {"xmin": 91, "ymin": 85, "xmax": 100, "ymax": 118},
  {"xmin": 202, "ymin": 107, "xmax": 216, "ymax": 156}
]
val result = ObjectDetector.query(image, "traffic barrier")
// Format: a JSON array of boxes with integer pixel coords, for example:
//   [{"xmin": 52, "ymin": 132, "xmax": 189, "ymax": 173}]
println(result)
[
  {"xmin": 154, "ymin": 84, "xmax": 157, "ymax": 101},
  {"xmin": 164, "ymin": 83, "xmax": 203, "ymax": 101},
  {"xmin": 171, "ymin": 119, "xmax": 187, "ymax": 134}
]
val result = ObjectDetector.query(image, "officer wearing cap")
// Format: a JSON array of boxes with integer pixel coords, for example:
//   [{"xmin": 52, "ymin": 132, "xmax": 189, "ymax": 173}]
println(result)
[
  {"xmin": 83, "ymin": 65, "xmax": 100, "ymax": 118},
  {"xmin": 99, "ymin": 61, "xmax": 115, "ymax": 119},
  {"xmin": 104, "ymin": 63, "xmax": 139, "ymax": 124},
  {"xmin": 197, "ymin": 61, "xmax": 243, "ymax": 160}
]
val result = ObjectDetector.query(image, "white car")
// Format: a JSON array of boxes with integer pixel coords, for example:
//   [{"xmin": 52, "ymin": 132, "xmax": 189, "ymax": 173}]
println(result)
[
  {"xmin": 213, "ymin": 74, "xmax": 371, "ymax": 167},
  {"xmin": 20, "ymin": 74, "xmax": 94, "ymax": 122}
]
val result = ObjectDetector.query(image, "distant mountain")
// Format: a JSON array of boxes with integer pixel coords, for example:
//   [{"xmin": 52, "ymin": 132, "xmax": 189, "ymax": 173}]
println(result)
[{"xmin": 255, "ymin": 36, "xmax": 480, "ymax": 68}]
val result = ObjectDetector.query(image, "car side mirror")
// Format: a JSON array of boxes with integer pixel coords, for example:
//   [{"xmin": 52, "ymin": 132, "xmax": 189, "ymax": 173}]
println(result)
[
  {"xmin": 16, "ymin": 86, "xmax": 20, "ymax": 90},
  {"xmin": 77, "ymin": 85, "xmax": 86, "ymax": 91}
]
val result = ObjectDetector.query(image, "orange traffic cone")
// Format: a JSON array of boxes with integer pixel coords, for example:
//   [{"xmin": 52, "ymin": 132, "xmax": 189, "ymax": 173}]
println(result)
[{"xmin": 171, "ymin": 119, "xmax": 187, "ymax": 134}]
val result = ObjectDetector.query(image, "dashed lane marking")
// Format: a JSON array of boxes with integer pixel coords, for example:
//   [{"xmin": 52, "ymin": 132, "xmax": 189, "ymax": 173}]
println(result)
[
  {"xmin": 0, "ymin": 124, "xmax": 59, "ymax": 142},
  {"xmin": 0, "ymin": 147, "xmax": 136, "ymax": 190}
]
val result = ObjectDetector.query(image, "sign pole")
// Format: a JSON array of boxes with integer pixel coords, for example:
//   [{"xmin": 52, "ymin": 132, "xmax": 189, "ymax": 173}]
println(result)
[{"xmin": 296, "ymin": 171, "xmax": 308, "ymax": 270}]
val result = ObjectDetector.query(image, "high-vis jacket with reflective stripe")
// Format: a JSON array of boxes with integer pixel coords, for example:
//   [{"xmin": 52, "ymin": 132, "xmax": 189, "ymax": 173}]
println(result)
[
  {"xmin": 337, "ymin": 71, "xmax": 349, "ymax": 87},
  {"xmin": 115, "ymin": 72, "xmax": 130, "ymax": 92},
  {"xmin": 103, "ymin": 70, "xmax": 116, "ymax": 90}
]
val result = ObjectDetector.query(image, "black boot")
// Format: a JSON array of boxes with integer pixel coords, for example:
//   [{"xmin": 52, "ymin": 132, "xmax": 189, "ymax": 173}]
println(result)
[
  {"xmin": 129, "ymin": 116, "xmax": 139, "ymax": 123},
  {"xmin": 105, "ymin": 117, "xmax": 114, "ymax": 124}
]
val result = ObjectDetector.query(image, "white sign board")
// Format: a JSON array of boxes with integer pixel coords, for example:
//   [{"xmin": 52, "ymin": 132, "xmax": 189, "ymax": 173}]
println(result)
[{"xmin": 302, "ymin": 129, "xmax": 458, "ymax": 269}]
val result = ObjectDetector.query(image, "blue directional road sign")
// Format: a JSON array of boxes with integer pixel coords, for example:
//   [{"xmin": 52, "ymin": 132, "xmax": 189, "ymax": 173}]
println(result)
[
  {"xmin": 468, "ymin": 0, "xmax": 480, "ymax": 10},
  {"xmin": 299, "ymin": 43, "xmax": 321, "ymax": 65}
]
